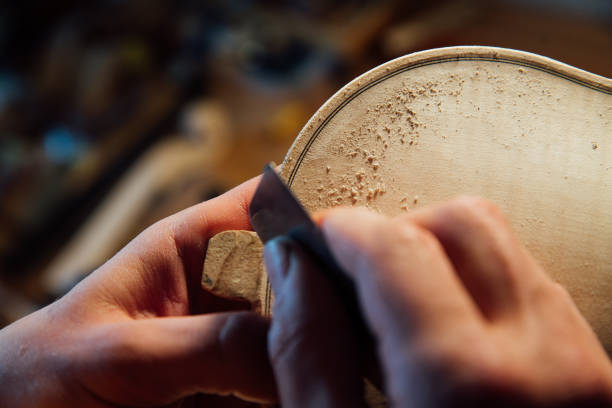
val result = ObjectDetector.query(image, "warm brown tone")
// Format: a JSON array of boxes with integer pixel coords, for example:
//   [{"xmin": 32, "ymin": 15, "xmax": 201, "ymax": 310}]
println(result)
[
  {"xmin": 202, "ymin": 230, "xmax": 268, "ymax": 316},
  {"xmin": 203, "ymin": 47, "xmax": 612, "ymax": 355}
]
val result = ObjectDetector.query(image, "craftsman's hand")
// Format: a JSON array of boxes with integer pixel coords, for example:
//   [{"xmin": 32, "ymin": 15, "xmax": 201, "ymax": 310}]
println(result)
[
  {"xmin": 0, "ymin": 177, "xmax": 275, "ymax": 408},
  {"xmin": 264, "ymin": 197, "xmax": 612, "ymax": 407}
]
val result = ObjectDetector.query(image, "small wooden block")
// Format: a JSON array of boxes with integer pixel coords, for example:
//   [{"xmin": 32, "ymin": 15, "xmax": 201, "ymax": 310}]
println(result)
[{"xmin": 202, "ymin": 230, "xmax": 271, "ymax": 315}]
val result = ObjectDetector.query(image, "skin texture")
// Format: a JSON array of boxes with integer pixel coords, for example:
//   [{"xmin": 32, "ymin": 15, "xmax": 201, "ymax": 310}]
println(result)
[
  {"xmin": 264, "ymin": 197, "xmax": 612, "ymax": 408},
  {"xmin": 0, "ymin": 176, "xmax": 275, "ymax": 408},
  {"xmin": 2, "ymin": 176, "xmax": 612, "ymax": 408}
]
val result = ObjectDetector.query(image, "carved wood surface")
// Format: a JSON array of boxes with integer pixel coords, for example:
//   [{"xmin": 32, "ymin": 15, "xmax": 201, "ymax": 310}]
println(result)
[{"xmin": 204, "ymin": 47, "xmax": 612, "ymax": 358}]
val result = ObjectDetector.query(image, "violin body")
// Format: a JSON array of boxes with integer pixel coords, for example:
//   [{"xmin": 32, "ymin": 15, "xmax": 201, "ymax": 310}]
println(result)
[{"xmin": 205, "ymin": 46, "xmax": 612, "ymax": 354}]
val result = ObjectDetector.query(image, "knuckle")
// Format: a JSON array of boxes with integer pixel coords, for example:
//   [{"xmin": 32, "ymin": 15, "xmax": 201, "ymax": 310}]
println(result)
[
  {"xmin": 81, "ymin": 324, "xmax": 144, "ymax": 372},
  {"xmin": 450, "ymin": 195, "xmax": 507, "ymax": 227},
  {"xmin": 388, "ymin": 222, "xmax": 449, "ymax": 265},
  {"xmin": 530, "ymin": 281, "xmax": 575, "ymax": 310},
  {"xmin": 105, "ymin": 324, "xmax": 141, "ymax": 357},
  {"xmin": 363, "ymin": 218, "xmax": 441, "ymax": 268},
  {"xmin": 547, "ymin": 281, "xmax": 572, "ymax": 302},
  {"xmin": 393, "ymin": 221, "xmax": 438, "ymax": 250},
  {"xmin": 414, "ymin": 334, "xmax": 502, "ymax": 389}
]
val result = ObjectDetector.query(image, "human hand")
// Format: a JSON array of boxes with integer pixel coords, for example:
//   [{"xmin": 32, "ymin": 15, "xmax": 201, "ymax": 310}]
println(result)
[
  {"xmin": 0, "ymin": 177, "xmax": 275, "ymax": 408},
  {"xmin": 264, "ymin": 197, "xmax": 612, "ymax": 407}
]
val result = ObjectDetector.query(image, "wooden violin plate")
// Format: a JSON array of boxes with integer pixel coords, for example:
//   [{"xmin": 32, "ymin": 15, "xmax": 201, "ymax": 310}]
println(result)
[
  {"xmin": 280, "ymin": 46, "xmax": 612, "ymax": 351},
  {"xmin": 204, "ymin": 46, "xmax": 612, "ymax": 354}
]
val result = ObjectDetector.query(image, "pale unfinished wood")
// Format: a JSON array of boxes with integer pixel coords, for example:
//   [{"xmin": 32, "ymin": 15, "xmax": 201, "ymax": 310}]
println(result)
[
  {"xmin": 283, "ymin": 46, "xmax": 612, "ymax": 353},
  {"xmin": 203, "ymin": 46, "xmax": 612, "ymax": 360},
  {"xmin": 202, "ymin": 230, "xmax": 270, "ymax": 315}
]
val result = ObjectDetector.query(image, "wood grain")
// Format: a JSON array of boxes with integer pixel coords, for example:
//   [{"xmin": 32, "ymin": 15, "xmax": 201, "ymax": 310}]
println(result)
[
  {"xmin": 204, "ymin": 47, "xmax": 612, "ymax": 356},
  {"xmin": 282, "ymin": 46, "xmax": 612, "ymax": 353}
]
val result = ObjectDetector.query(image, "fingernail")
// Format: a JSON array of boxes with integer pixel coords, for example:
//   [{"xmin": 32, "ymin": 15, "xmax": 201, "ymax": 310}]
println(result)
[{"xmin": 264, "ymin": 237, "xmax": 293, "ymax": 291}]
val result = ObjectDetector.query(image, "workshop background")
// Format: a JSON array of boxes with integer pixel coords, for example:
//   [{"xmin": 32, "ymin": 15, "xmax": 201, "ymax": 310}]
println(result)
[{"xmin": 1, "ymin": 0, "xmax": 611, "ymax": 327}]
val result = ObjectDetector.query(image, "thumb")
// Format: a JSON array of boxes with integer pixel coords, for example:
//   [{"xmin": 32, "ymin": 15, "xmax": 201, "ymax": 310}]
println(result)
[
  {"xmin": 77, "ymin": 312, "xmax": 276, "ymax": 406},
  {"xmin": 264, "ymin": 237, "xmax": 366, "ymax": 408}
]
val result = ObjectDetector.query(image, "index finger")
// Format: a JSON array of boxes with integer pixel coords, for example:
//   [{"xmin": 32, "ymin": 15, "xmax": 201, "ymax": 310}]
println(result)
[
  {"xmin": 90, "ymin": 175, "xmax": 262, "ymax": 315},
  {"xmin": 166, "ymin": 174, "xmax": 262, "ymax": 275},
  {"xmin": 321, "ymin": 207, "xmax": 482, "ymax": 338},
  {"xmin": 403, "ymin": 196, "xmax": 548, "ymax": 320}
]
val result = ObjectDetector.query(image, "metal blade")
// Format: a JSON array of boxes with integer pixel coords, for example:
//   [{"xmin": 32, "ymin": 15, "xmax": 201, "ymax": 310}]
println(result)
[
  {"xmin": 249, "ymin": 163, "xmax": 315, "ymax": 243},
  {"xmin": 249, "ymin": 163, "xmax": 373, "ymax": 346}
]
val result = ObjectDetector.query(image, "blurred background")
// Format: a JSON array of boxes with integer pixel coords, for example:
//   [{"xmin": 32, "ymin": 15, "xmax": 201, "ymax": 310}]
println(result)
[{"xmin": 1, "ymin": 0, "xmax": 611, "ymax": 327}]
